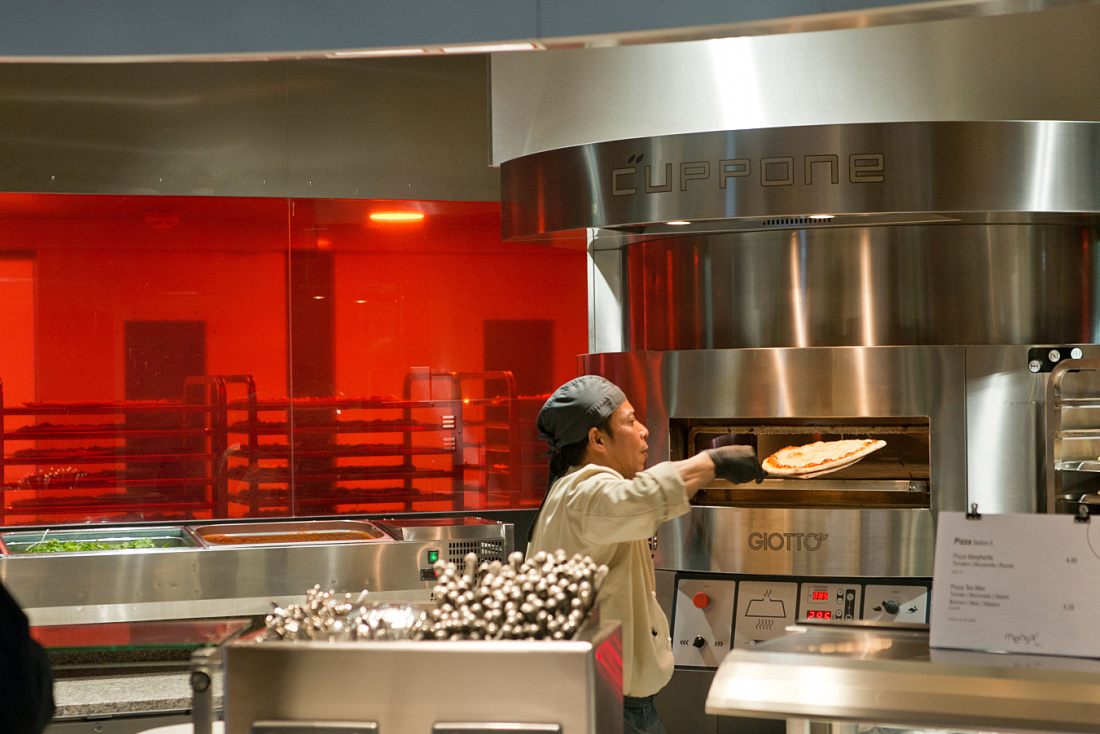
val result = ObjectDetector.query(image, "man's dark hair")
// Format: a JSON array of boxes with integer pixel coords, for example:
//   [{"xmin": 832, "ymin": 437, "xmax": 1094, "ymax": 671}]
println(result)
[{"xmin": 557, "ymin": 412, "xmax": 615, "ymax": 468}]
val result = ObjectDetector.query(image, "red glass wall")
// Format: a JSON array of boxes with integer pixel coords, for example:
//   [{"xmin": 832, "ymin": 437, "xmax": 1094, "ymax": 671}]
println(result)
[{"xmin": 0, "ymin": 193, "xmax": 588, "ymax": 526}]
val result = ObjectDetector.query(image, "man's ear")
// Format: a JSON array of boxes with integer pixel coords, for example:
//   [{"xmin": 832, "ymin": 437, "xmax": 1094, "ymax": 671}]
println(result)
[{"xmin": 587, "ymin": 425, "xmax": 607, "ymax": 454}]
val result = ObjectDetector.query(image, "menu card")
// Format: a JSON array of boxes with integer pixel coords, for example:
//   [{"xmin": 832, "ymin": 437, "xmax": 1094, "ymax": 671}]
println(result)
[{"xmin": 930, "ymin": 511, "xmax": 1100, "ymax": 658}]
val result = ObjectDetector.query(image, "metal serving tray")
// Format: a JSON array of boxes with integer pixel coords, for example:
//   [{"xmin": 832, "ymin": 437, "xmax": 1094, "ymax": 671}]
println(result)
[
  {"xmin": 188, "ymin": 519, "xmax": 389, "ymax": 547},
  {"xmin": 372, "ymin": 516, "xmax": 510, "ymax": 542},
  {"xmin": 0, "ymin": 525, "xmax": 201, "ymax": 556}
]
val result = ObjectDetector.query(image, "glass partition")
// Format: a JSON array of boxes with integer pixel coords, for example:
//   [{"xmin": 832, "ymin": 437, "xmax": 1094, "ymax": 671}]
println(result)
[{"xmin": 0, "ymin": 193, "xmax": 587, "ymax": 526}]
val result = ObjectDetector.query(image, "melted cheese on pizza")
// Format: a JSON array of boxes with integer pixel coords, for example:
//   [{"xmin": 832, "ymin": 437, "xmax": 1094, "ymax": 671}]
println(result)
[{"xmin": 763, "ymin": 439, "xmax": 885, "ymax": 472}]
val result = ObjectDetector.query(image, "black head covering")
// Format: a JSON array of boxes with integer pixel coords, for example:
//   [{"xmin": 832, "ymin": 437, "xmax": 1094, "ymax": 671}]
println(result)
[
  {"xmin": 528, "ymin": 375, "xmax": 627, "ymax": 546},
  {"xmin": 537, "ymin": 375, "xmax": 627, "ymax": 490},
  {"xmin": 538, "ymin": 375, "xmax": 627, "ymax": 449}
]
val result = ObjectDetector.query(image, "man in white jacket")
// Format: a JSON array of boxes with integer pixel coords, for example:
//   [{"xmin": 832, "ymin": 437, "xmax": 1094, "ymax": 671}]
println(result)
[{"xmin": 527, "ymin": 375, "xmax": 763, "ymax": 734}]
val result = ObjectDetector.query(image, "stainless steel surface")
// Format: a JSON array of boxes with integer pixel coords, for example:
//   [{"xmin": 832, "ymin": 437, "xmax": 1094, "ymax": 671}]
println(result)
[
  {"xmin": 24, "ymin": 591, "xmax": 431, "ymax": 627},
  {"xmin": 190, "ymin": 647, "xmax": 219, "ymax": 734},
  {"xmin": 252, "ymin": 724, "xmax": 378, "ymax": 733},
  {"xmin": 587, "ymin": 235, "xmax": 628, "ymax": 354},
  {"xmin": 0, "ymin": 56, "xmax": 499, "ymax": 201},
  {"xmin": 964, "ymin": 345, "xmax": 1100, "ymax": 514},
  {"xmin": 614, "ymin": 227, "xmax": 1100, "ymax": 350},
  {"xmin": 701, "ymin": 479, "xmax": 924, "ymax": 493},
  {"xmin": 0, "ymin": 525, "xmax": 201, "ymax": 555},
  {"xmin": 491, "ymin": 6, "xmax": 1100, "ymax": 165},
  {"xmin": 190, "ymin": 519, "xmax": 388, "ymax": 546},
  {"xmin": 433, "ymin": 726, "xmax": 561, "ymax": 733},
  {"xmin": 224, "ymin": 620, "xmax": 623, "ymax": 734},
  {"xmin": 502, "ymin": 121, "xmax": 1100, "ymax": 239},
  {"xmin": 706, "ymin": 625, "xmax": 1100, "ymax": 733},
  {"xmin": 372, "ymin": 516, "xmax": 511, "ymax": 542},
  {"xmin": 1, "ymin": 517, "xmax": 512, "ymax": 625},
  {"xmin": 285, "ymin": 56, "xmax": 498, "ymax": 201},
  {"xmin": 657, "ymin": 507, "xmax": 933, "ymax": 577},
  {"xmin": 583, "ymin": 342, "xmax": 1093, "ymax": 527}
]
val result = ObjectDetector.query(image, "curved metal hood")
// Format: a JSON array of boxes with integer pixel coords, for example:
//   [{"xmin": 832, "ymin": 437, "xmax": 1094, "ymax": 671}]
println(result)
[{"xmin": 501, "ymin": 120, "xmax": 1100, "ymax": 242}]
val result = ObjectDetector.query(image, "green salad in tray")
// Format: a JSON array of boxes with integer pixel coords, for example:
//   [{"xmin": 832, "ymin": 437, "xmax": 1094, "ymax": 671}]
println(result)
[{"xmin": 24, "ymin": 538, "xmax": 158, "ymax": 553}]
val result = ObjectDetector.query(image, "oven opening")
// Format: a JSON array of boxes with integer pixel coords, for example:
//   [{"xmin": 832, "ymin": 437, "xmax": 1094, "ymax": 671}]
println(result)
[{"xmin": 670, "ymin": 417, "xmax": 930, "ymax": 509}]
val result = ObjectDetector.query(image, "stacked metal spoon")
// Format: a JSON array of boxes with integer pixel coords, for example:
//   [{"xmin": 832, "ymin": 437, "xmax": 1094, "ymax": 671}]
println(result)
[{"xmin": 421, "ymin": 550, "xmax": 609, "ymax": 641}]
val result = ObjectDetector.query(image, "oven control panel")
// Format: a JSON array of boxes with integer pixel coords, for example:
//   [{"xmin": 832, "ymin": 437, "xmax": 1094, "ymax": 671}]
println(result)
[
  {"xmin": 671, "ymin": 577, "xmax": 737, "ymax": 668},
  {"xmin": 863, "ymin": 583, "xmax": 929, "ymax": 623},
  {"xmin": 733, "ymin": 580, "xmax": 799, "ymax": 649},
  {"xmin": 670, "ymin": 574, "xmax": 931, "ymax": 669},
  {"xmin": 799, "ymin": 582, "xmax": 860, "ymax": 622}
]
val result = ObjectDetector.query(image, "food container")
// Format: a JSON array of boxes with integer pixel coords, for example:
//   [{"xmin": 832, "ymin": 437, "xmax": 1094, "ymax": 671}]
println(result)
[
  {"xmin": 188, "ymin": 519, "xmax": 389, "ymax": 547},
  {"xmin": 0, "ymin": 525, "xmax": 202, "ymax": 555}
]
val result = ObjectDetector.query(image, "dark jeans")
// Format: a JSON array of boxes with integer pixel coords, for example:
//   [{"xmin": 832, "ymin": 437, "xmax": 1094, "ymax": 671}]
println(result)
[{"xmin": 624, "ymin": 694, "xmax": 667, "ymax": 734}]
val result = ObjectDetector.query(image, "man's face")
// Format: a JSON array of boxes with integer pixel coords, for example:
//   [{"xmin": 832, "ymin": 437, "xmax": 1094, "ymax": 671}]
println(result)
[{"xmin": 598, "ymin": 400, "xmax": 650, "ymax": 478}]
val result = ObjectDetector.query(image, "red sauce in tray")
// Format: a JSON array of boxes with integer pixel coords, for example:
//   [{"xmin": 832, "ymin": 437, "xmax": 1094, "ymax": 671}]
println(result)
[{"xmin": 202, "ymin": 530, "xmax": 381, "ymax": 545}]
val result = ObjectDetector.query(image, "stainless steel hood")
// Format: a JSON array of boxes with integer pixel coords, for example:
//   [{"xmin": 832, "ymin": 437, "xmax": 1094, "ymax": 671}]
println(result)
[
  {"xmin": 501, "ymin": 121, "xmax": 1100, "ymax": 242},
  {"xmin": 501, "ymin": 120, "xmax": 1100, "ymax": 353}
]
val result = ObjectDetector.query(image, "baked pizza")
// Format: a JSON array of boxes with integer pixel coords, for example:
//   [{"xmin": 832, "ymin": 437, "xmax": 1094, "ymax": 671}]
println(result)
[{"xmin": 762, "ymin": 438, "xmax": 886, "ymax": 477}]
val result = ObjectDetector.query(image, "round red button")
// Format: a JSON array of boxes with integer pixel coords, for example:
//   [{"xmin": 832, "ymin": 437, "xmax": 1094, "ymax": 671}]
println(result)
[{"xmin": 692, "ymin": 592, "xmax": 710, "ymax": 609}]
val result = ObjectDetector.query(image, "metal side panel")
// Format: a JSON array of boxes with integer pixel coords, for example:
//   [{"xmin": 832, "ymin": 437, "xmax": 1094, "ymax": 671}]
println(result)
[
  {"xmin": 654, "ymin": 506, "xmax": 934, "ymax": 578},
  {"xmin": 2, "ymin": 541, "xmax": 433, "ymax": 625},
  {"xmin": 224, "ymin": 621, "xmax": 623, "ymax": 734},
  {"xmin": 964, "ymin": 344, "xmax": 1100, "ymax": 515}
]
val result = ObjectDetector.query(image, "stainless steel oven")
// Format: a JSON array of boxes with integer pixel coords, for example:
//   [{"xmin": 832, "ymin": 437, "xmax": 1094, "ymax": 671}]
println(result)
[{"xmin": 502, "ymin": 120, "xmax": 1100, "ymax": 732}]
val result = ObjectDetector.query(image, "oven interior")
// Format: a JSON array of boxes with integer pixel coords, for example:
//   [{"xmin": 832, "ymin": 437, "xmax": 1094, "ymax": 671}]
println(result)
[{"xmin": 670, "ymin": 417, "xmax": 930, "ymax": 508}]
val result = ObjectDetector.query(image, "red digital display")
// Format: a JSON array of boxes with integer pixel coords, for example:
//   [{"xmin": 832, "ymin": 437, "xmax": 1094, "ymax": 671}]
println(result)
[
  {"xmin": 806, "ymin": 610, "xmax": 832, "ymax": 620},
  {"xmin": 811, "ymin": 591, "xmax": 830, "ymax": 600}
]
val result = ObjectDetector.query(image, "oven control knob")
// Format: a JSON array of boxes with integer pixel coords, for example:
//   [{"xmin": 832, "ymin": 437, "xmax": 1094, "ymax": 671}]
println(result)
[
  {"xmin": 692, "ymin": 636, "xmax": 707, "ymax": 649},
  {"xmin": 883, "ymin": 600, "xmax": 900, "ymax": 615},
  {"xmin": 692, "ymin": 592, "xmax": 710, "ymax": 609}
]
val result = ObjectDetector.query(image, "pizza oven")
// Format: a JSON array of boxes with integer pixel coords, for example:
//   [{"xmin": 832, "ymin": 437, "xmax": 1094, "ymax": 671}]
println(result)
[
  {"xmin": 678, "ymin": 419, "xmax": 929, "ymax": 502},
  {"xmin": 501, "ymin": 120, "xmax": 1100, "ymax": 731}
]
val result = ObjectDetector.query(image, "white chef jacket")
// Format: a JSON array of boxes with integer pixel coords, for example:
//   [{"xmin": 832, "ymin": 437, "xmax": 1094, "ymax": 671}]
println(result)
[{"xmin": 527, "ymin": 461, "xmax": 691, "ymax": 697}]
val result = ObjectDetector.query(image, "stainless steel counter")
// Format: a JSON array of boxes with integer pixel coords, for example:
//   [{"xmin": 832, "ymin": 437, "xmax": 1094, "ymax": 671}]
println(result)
[
  {"xmin": 1, "ymin": 517, "xmax": 512, "ymax": 625},
  {"xmin": 706, "ymin": 624, "xmax": 1100, "ymax": 733}
]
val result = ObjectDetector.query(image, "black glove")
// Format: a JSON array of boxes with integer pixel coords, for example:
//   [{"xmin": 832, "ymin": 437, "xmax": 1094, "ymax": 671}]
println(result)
[{"xmin": 705, "ymin": 445, "xmax": 766, "ymax": 484}]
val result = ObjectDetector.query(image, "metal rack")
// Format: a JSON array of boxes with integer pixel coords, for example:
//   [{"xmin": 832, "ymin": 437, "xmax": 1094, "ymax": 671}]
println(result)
[
  {"xmin": 1, "ymin": 370, "xmax": 546, "ymax": 523},
  {"xmin": 224, "ymin": 377, "xmax": 463, "ymax": 516},
  {"xmin": 222, "ymin": 370, "xmax": 540, "ymax": 516},
  {"xmin": 420, "ymin": 370, "xmax": 546, "ymax": 507},
  {"xmin": 1046, "ymin": 359, "xmax": 1100, "ymax": 514},
  {"xmin": 0, "ymin": 376, "xmax": 228, "ymax": 524}
]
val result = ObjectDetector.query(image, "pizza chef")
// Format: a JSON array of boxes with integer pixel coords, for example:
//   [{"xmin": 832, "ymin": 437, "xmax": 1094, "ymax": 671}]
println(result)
[{"xmin": 527, "ymin": 375, "xmax": 764, "ymax": 734}]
